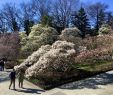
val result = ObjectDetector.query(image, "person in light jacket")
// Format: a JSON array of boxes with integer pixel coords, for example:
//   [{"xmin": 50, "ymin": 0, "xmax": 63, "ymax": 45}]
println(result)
[{"xmin": 17, "ymin": 69, "xmax": 25, "ymax": 88}]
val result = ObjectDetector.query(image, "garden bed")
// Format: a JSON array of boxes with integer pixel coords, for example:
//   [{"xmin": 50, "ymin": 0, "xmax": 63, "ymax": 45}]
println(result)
[{"xmin": 28, "ymin": 61, "xmax": 113, "ymax": 90}]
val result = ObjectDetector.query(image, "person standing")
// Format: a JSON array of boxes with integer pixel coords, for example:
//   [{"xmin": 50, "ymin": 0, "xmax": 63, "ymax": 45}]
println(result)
[
  {"xmin": 1, "ymin": 60, "xmax": 5, "ymax": 71},
  {"xmin": 18, "ymin": 69, "xmax": 25, "ymax": 88},
  {"xmin": 9, "ymin": 68, "xmax": 16, "ymax": 90}
]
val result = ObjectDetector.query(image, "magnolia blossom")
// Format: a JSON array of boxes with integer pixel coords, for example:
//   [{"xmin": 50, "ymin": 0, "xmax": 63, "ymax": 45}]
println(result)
[
  {"xmin": 16, "ymin": 45, "xmax": 51, "ymax": 71},
  {"xmin": 99, "ymin": 24, "xmax": 111, "ymax": 35},
  {"xmin": 25, "ymin": 41, "xmax": 76, "ymax": 79},
  {"xmin": 18, "ymin": 26, "xmax": 113, "ymax": 81},
  {"xmin": 59, "ymin": 27, "xmax": 82, "ymax": 46},
  {"xmin": 20, "ymin": 24, "xmax": 58, "ymax": 57},
  {"xmin": 75, "ymin": 46, "xmax": 113, "ymax": 63}
]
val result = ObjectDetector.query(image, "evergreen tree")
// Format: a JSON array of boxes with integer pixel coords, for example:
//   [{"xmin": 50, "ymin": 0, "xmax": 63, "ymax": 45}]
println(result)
[
  {"xmin": 88, "ymin": 2, "xmax": 108, "ymax": 35},
  {"xmin": 95, "ymin": 9, "xmax": 105, "ymax": 32},
  {"xmin": 72, "ymin": 7, "xmax": 90, "ymax": 38},
  {"xmin": 24, "ymin": 20, "xmax": 34, "ymax": 36},
  {"xmin": 106, "ymin": 12, "xmax": 113, "ymax": 29},
  {"xmin": 41, "ymin": 15, "xmax": 53, "ymax": 27},
  {"xmin": 12, "ymin": 18, "xmax": 19, "ymax": 32}
]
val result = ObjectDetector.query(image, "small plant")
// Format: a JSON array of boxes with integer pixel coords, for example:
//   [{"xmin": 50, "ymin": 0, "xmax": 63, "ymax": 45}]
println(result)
[{"xmin": 99, "ymin": 24, "xmax": 111, "ymax": 34}]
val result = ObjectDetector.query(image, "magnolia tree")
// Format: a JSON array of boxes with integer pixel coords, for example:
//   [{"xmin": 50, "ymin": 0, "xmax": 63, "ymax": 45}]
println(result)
[
  {"xmin": 20, "ymin": 24, "xmax": 58, "ymax": 58},
  {"xmin": 15, "ymin": 45, "xmax": 51, "ymax": 71},
  {"xmin": 16, "ymin": 41, "xmax": 76, "ymax": 82},
  {"xmin": 59, "ymin": 27, "xmax": 82, "ymax": 46},
  {"xmin": 0, "ymin": 33, "xmax": 20, "ymax": 60},
  {"xmin": 75, "ymin": 47, "xmax": 113, "ymax": 63},
  {"xmin": 16, "ymin": 25, "xmax": 113, "ymax": 82},
  {"xmin": 75, "ymin": 35, "xmax": 113, "ymax": 63},
  {"xmin": 0, "ymin": 33, "xmax": 20, "ymax": 68},
  {"xmin": 82, "ymin": 35, "xmax": 113, "ymax": 50},
  {"xmin": 99, "ymin": 24, "xmax": 111, "ymax": 35}
]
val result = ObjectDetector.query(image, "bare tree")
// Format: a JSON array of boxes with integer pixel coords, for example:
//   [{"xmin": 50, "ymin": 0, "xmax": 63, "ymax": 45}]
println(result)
[
  {"xmin": 0, "ymin": 33, "xmax": 20, "ymax": 60},
  {"xmin": 20, "ymin": 2, "xmax": 35, "ymax": 21},
  {"xmin": 31, "ymin": 0, "xmax": 51, "ymax": 22},
  {"xmin": 106, "ymin": 12, "xmax": 113, "ymax": 29},
  {"xmin": 1, "ymin": 3, "xmax": 20, "ymax": 32},
  {"xmin": 88, "ymin": 2, "xmax": 108, "ymax": 32},
  {"xmin": 0, "ymin": 12, "xmax": 8, "ymax": 33},
  {"xmin": 20, "ymin": 2, "xmax": 35, "ymax": 35},
  {"xmin": 51, "ymin": 0, "xmax": 79, "ymax": 32}
]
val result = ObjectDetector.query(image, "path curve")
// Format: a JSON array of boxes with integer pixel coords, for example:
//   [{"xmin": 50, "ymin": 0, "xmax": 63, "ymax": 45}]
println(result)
[
  {"xmin": 0, "ymin": 70, "xmax": 45, "ymax": 95},
  {"xmin": 1, "ymin": 70, "xmax": 113, "ymax": 95}
]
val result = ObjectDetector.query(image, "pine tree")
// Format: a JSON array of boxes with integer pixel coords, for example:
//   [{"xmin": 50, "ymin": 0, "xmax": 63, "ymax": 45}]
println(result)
[
  {"xmin": 12, "ymin": 18, "xmax": 19, "ymax": 32},
  {"xmin": 72, "ymin": 7, "xmax": 90, "ymax": 38},
  {"xmin": 106, "ymin": 12, "xmax": 113, "ymax": 29},
  {"xmin": 41, "ymin": 15, "xmax": 53, "ymax": 27},
  {"xmin": 24, "ymin": 20, "xmax": 34, "ymax": 36},
  {"xmin": 95, "ymin": 9, "xmax": 105, "ymax": 32}
]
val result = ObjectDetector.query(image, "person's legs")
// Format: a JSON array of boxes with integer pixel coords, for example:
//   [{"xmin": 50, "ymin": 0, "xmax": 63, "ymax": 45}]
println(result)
[
  {"xmin": 3, "ymin": 66, "xmax": 4, "ymax": 71},
  {"xmin": 19, "ymin": 80, "xmax": 21, "ymax": 88},
  {"xmin": 0, "ymin": 66, "xmax": 1, "ymax": 71},
  {"xmin": 21, "ymin": 80, "xmax": 24, "ymax": 88},
  {"xmin": 9, "ymin": 80, "xmax": 13, "ymax": 89},
  {"xmin": 13, "ymin": 79, "xmax": 15, "ymax": 89},
  {"xmin": 2, "ymin": 66, "xmax": 4, "ymax": 71},
  {"xmin": 1, "ymin": 65, "xmax": 3, "ymax": 71}
]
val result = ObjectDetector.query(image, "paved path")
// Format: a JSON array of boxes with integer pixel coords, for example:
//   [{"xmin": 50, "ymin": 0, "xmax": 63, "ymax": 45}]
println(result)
[
  {"xmin": 1, "ymin": 70, "xmax": 113, "ymax": 95},
  {"xmin": 0, "ymin": 70, "xmax": 45, "ymax": 95},
  {"xmin": 42, "ymin": 70, "xmax": 113, "ymax": 95}
]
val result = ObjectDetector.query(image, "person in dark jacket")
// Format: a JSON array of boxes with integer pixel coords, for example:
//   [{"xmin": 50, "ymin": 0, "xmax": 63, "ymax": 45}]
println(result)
[
  {"xmin": 0, "ymin": 60, "xmax": 5, "ymax": 71},
  {"xmin": 9, "ymin": 68, "xmax": 16, "ymax": 90},
  {"xmin": 2, "ymin": 60, "xmax": 5, "ymax": 71}
]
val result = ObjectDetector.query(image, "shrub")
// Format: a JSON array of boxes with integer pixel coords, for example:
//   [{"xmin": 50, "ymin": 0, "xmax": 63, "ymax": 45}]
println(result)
[
  {"xmin": 75, "ymin": 47, "xmax": 113, "ymax": 63},
  {"xmin": 75, "ymin": 34, "xmax": 113, "ymax": 63},
  {"xmin": 25, "ymin": 41, "xmax": 76, "ymax": 81},
  {"xmin": 19, "ymin": 32, "xmax": 28, "ymax": 46},
  {"xmin": 0, "ymin": 33, "xmax": 20, "ymax": 61},
  {"xmin": 82, "ymin": 35, "xmax": 113, "ymax": 50},
  {"xmin": 99, "ymin": 24, "xmax": 111, "ymax": 35},
  {"xmin": 20, "ymin": 24, "xmax": 58, "ymax": 58},
  {"xmin": 16, "ymin": 45, "xmax": 51, "ymax": 71},
  {"xmin": 59, "ymin": 27, "xmax": 82, "ymax": 46}
]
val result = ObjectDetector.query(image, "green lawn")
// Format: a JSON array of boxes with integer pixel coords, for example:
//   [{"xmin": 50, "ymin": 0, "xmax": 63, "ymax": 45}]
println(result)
[
  {"xmin": 75, "ymin": 61, "xmax": 113, "ymax": 72},
  {"xmin": 17, "ymin": 59, "xmax": 25, "ymax": 65}
]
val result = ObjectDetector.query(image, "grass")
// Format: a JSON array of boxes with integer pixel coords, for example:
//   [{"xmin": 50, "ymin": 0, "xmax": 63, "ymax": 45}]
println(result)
[
  {"xmin": 29, "ymin": 78, "xmax": 39, "ymax": 84},
  {"xmin": 17, "ymin": 59, "xmax": 25, "ymax": 65},
  {"xmin": 75, "ymin": 60, "xmax": 113, "ymax": 72}
]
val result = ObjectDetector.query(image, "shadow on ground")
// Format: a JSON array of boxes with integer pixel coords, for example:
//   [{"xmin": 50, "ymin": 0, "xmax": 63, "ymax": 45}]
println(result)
[
  {"xmin": 59, "ymin": 72, "xmax": 113, "ymax": 89},
  {"xmin": 0, "ymin": 71, "xmax": 10, "ymax": 82},
  {"xmin": 15, "ymin": 88, "xmax": 45, "ymax": 94}
]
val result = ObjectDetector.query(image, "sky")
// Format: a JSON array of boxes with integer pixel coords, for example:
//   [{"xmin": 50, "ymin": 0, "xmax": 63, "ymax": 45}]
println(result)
[
  {"xmin": 80, "ymin": 0, "xmax": 113, "ymax": 11},
  {"xmin": 0, "ymin": 0, "xmax": 23, "ymax": 4},
  {"xmin": 0, "ymin": 0, "xmax": 30, "ymax": 8},
  {"xmin": 0, "ymin": 0, "xmax": 113, "ymax": 11}
]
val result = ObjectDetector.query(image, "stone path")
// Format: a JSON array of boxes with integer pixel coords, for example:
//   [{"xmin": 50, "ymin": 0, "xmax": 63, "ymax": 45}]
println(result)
[{"xmin": 1, "ymin": 70, "xmax": 113, "ymax": 95}]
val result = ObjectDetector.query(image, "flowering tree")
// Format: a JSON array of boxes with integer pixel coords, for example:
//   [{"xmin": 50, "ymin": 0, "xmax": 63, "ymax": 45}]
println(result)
[
  {"xmin": 20, "ymin": 24, "xmax": 59, "ymax": 58},
  {"xmin": 0, "ymin": 33, "xmax": 20, "ymax": 61}
]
